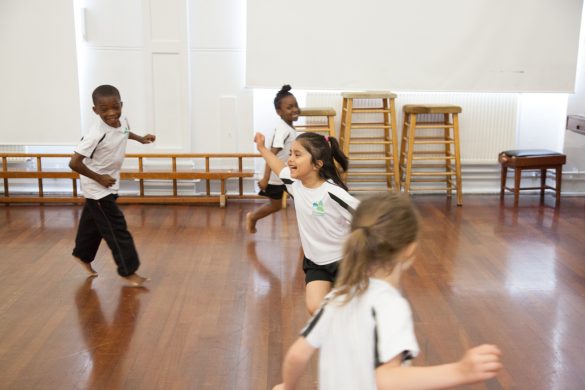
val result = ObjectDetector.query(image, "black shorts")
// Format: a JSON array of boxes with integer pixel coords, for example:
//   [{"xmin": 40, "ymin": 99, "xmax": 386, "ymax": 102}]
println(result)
[
  {"xmin": 258, "ymin": 184, "xmax": 286, "ymax": 200},
  {"xmin": 303, "ymin": 256, "xmax": 339, "ymax": 284}
]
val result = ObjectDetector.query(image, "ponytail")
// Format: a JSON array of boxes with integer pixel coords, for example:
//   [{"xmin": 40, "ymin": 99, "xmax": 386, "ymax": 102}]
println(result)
[
  {"xmin": 332, "ymin": 192, "xmax": 420, "ymax": 304},
  {"xmin": 274, "ymin": 84, "xmax": 293, "ymax": 109},
  {"xmin": 296, "ymin": 132, "xmax": 349, "ymax": 190},
  {"xmin": 333, "ymin": 228, "xmax": 372, "ymax": 302}
]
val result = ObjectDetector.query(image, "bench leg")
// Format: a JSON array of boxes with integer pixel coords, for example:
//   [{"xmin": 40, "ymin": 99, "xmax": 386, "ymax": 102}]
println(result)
[
  {"xmin": 555, "ymin": 165, "xmax": 562, "ymax": 207},
  {"xmin": 540, "ymin": 169, "xmax": 546, "ymax": 203},
  {"xmin": 514, "ymin": 168, "xmax": 521, "ymax": 207},
  {"xmin": 500, "ymin": 165, "xmax": 507, "ymax": 201},
  {"xmin": 220, "ymin": 180, "xmax": 226, "ymax": 207}
]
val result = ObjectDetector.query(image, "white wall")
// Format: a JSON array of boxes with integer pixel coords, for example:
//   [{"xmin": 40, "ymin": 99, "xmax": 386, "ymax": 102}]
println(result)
[{"xmin": 2, "ymin": 0, "xmax": 584, "ymax": 194}]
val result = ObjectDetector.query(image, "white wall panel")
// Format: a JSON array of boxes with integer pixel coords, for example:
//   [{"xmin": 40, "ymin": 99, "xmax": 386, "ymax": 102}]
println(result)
[
  {"xmin": 0, "ymin": 0, "xmax": 81, "ymax": 145},
  {"xmin": 152, "ymin": 54, "xmax": 185, "ymax": 149}
]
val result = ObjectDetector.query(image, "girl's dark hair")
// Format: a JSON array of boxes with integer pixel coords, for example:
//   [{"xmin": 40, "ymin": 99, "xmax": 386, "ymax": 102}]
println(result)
[
  {"xmin": 273, "ymin": 85, "xmax": 294, "ymax": 109},
  {"xmin": 92, "ymin": 85, "xmax": 121, "ymax": 105},
  {"xmin": 333, "ymin": 192, "xmax": 420, "ymax": 303},
  {"xmin": 295, "ymin": 132, "xmax": 349, "ymax": 190}
]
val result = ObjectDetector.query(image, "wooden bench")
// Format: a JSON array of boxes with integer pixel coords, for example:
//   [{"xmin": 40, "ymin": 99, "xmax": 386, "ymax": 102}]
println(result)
[
  {"xmin": 498, "ymin": 149, "xmax": 566, "ymax": 207},
  {"xmin": 1, "ymin": 153, "xmax": 260, "ymax": 207}
]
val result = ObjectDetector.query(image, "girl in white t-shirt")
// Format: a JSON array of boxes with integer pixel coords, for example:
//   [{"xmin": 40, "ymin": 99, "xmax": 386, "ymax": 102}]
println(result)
[
  {"xmin": 273, "ymin": 192, "xmax": 502, "ymax": 390},
  {"xmin": 254, "ymin": 131, "xmax": 360, "ymax": 315},
  {"xmin": 247, "ymin": 85, "xmax": 299, "ymax": 234}
]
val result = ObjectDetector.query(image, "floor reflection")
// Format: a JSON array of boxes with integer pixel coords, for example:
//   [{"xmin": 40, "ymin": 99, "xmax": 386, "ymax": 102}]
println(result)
[{"xmin": 75, "ymin": 278, "xmax": 146, "ymax": 389}]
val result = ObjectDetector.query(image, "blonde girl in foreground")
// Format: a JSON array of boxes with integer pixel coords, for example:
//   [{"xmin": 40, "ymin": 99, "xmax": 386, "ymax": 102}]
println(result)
[{"xmin": 273, "ymin": 192, "xmax": 502, "ymax": 390}]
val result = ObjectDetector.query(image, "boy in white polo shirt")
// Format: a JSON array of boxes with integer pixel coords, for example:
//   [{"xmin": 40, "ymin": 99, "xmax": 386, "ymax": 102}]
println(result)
[{"xmin": 69, "ymin": 85, "xmax": 155, "ymax": 286}]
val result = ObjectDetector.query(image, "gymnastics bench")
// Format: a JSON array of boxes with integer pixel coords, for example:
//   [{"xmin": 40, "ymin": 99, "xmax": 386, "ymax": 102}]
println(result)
[{"xmin": 1, "ymin": 153, "xmax": 259, "ymax": 207}]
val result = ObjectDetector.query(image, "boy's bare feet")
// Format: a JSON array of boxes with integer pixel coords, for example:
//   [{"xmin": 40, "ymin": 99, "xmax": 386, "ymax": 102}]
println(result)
[
  {"xmin": 246, "ymin": 212, "xmax": 257, "ymax": 234},
  {"xmin": 74, "ymin": 256, "xmax": 98, "ymax": 276},
  {"xmin": 123, "ymin": 273, "xmax": 149, "ymax": 287}
]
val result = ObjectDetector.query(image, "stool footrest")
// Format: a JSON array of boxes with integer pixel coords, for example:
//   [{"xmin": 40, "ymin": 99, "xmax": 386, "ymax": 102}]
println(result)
[{"xmin": 405, "ymin": 122, "xmax": 454, "ymax": 129}]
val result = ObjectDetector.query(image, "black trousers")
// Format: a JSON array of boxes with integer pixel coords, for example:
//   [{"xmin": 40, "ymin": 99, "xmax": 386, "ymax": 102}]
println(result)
[{"xmin": 72, "ymin": 194, "xmax": 140, "ymax": 277}]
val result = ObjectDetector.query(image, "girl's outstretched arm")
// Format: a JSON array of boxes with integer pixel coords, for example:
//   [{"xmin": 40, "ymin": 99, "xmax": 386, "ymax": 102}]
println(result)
[
  {"xmin": 254, "ymin": 132, "xmax": 286, "ymax": 176},
  {"xmin": 273, "ymin": 337, "xmax": 316, "ymax": 390},
  {"xmin": 376, "ymin": 344, "xmax": 502, "ymax": 390}
]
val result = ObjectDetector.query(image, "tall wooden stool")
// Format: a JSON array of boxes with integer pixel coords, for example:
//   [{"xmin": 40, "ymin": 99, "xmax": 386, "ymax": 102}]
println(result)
[
  {"xmin": 296, "ymin": 107, "xmax": 336, "ymax": 137},
  {"xmin": 338, "ymin": 91, "xmax": 400, "ymax": 191},
  {"xmin": 499, "ymin": 149, "xmax": 566, "ymax": 207},
  {"xmin": 400, "ymin": 104, "xmax": 463, "ymax": 206}
]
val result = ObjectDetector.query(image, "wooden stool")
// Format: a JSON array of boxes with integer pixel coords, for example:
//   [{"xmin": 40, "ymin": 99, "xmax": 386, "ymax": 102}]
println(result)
[
  {"xmin": 339, "ymin": 91, "xmax": 400, "ymax": 191},
  {"xmin": 399, "ymin": 104, "xmax": 463, "ymax": 206},
  {"xmin": 499, "ymin": 149, "xmax": 566, "ymax": 207},
  {"xmin": 295, "ymin": 107, "xmax": 336, "ymax": 137}
]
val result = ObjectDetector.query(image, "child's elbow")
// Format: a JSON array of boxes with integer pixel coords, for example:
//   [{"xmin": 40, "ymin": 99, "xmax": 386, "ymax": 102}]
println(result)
[{"xmin": 69, "ymin": 159, "xmax": 80, "ymax": 172}]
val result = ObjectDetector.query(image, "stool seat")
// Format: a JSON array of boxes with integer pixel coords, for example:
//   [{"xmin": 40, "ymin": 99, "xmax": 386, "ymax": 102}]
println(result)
[
  {"xmin": 341, "ymin": 91, "xmax": 397, "ymax": 99},
  {"xmin": 299, "ymin": 107, "xmax": 337, "ymax": 116},
  {"xmin": 499, "ymin": 149, "xmax": 566, "ymax": 207},
  {"xmin": 403, "ymin": 105, "xmax": 462, "ymax": 114}
]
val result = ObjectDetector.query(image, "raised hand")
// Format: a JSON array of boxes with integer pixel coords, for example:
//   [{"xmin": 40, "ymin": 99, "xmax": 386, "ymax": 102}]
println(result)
[{"xmin": 141, "ymin": 134, "xmax": 156, "ymax": 144}]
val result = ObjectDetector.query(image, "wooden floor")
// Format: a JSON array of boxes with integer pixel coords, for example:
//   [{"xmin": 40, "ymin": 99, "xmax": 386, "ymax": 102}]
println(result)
[{"xmin": 0, "ymin": 195, "xmax": 584, "ymax": 390}]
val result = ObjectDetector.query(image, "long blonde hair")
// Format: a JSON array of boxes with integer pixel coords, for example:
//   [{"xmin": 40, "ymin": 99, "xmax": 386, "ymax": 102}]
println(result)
[{"xmin": 333, "ymin": 192, "xmax": 420, "ymax": 302}]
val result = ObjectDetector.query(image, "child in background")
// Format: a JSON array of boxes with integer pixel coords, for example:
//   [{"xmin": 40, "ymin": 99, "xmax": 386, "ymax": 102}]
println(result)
[
  {"xmin": 273, "ymin": 192, "xmax": 502, "ymax": 390},
  {"xmin": 247, "ymin": 85, "xmax": 299, "ymax": 234},
  {"xmin": 254, "ymin": 131, "xmax": 359, "ymax": 314},
  {"xmin": 69, "ymin": 84, "xmax": 155, "ymax": 286}
]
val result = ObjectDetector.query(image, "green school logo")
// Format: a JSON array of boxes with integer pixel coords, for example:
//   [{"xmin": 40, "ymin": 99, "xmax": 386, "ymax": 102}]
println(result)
[{"xmin": 312, "ymin": 200, "xmax": 325, "ymax": 216}]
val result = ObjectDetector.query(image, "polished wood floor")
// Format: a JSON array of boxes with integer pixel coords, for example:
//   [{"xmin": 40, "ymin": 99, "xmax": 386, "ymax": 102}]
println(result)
[{"xmin": 0, "ymin": 195, "xmax": 584, "ymax": 389}]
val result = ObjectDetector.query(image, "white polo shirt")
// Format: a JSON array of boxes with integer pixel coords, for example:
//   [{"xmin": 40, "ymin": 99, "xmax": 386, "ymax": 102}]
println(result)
[
  {"xmin": 302, "ymin": 278, "xmax": 420, "ymax": 390},
  {"xmin": 268, "ymin": 119, "xmax": 298, "ymax": 185},
  {"xmin": 280, "ymin": 167, "xmax": 359, "ymax": 264},
  {"xmin": 74, "ymin": 116, "xmax": 130, "ymax": 200}
]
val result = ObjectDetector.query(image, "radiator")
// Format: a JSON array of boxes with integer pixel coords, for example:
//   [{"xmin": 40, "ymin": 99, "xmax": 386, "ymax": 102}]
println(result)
[{"xmin": 304, "ymin": 92, "xmax": 518, "ymax": 165}]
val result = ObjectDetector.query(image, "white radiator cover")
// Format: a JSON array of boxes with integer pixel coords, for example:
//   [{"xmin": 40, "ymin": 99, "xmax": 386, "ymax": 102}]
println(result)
[{"xmin": 304, "ymin": 92, "xmax": 518, "ymax": 165}]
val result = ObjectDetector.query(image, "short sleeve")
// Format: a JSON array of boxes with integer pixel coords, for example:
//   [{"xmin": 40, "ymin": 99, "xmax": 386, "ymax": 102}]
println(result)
[
  {"xmin": 75, "ymin": 126, "xmax": 104, "ymax": 158},
  {"xmin": 279, "ymin": 166, "xmax": 295, "ymax": 196},
  {"xmin": 374, "ymin": 295, "xmax": 419, "ymax": 364},
  {"xmin": 327, "ymin": 186, "xmax": 360, "ymax": 222},
  {"xmin": 300, "ymin": 303, "xmax": 331, "ymax": 348},
  {"xmin": 271, "ymin": 123, "xmax": 289, "ymax": 149}
]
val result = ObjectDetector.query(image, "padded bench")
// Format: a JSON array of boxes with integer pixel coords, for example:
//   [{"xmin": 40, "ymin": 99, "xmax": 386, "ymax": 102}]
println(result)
[{"xmin": 498, "ymin": 149, "xmax": 566, "ymax": 207}]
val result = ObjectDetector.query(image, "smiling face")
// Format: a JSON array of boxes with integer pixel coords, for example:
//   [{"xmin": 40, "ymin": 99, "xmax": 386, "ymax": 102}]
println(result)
[
  {"xmin": 288, "ymin": 140, "xmax": 322, "ymax": 182},
  {"xmin": 92, "ymin": 95, "xmax": 123, "ymax": 128},
  {"xmin": 276, "ymin": 95, "xmax": 300, "ymax": 126}
]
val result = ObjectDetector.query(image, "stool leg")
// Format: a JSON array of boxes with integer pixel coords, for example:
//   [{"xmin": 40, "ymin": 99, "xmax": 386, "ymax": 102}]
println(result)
[
  {"xmin": 514, "ymin": 168, "xmax": 521, "ymax": 207},
  {"xmin": 404, "ymin": 114, "xmax": 416, "ymax": 195},
  {"xmin": 382, "ymin": 98, "xmax": 392, "ymax": 190},
  {"xmin": 389, "ymin": 97, "xmax": 400, "ymax": 191},
  {"xmin": 444, "ymin": 113, "xmax": 453, "ymax": 198},
  {"xmin": 452, "ymin": 113, "xmax": 463, "ymax": 206},
  {"xmin": 327, "ymin": 115, "xmax": 335, "ymax": 138},
  {"xmin": 540, "ymin": 168, "xmax": 546, "ymax": 203},
  {"xmin": 343, "ymin": 99, "xmax": 353, "ymax": 157},
  {"xmin": 399, "ymin": 111, "xmax": 409, "ymax": 185},
  {"xmin": 500, "ymin": 164, "xmax": 507, "ymax": 201},
  {"xmin": 555, "ymin": 165, "xmax": 562, "ymax": 207},
  {"xmin": 339, "ymin": 98, "xmax": 348, "ymax": 154}
]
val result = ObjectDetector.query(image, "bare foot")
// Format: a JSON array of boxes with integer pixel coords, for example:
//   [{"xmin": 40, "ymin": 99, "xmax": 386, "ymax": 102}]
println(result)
[
  {"xmin": 246, "ymin": 212, "xmax": 257, "ymax": 234},
  {"xmin": 74, "ymin": 256, "xmax": 98, "ymax": 276},
  {"xmin": 123, "ymin": 273, "xmax": 149, "ymax": 287}
]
